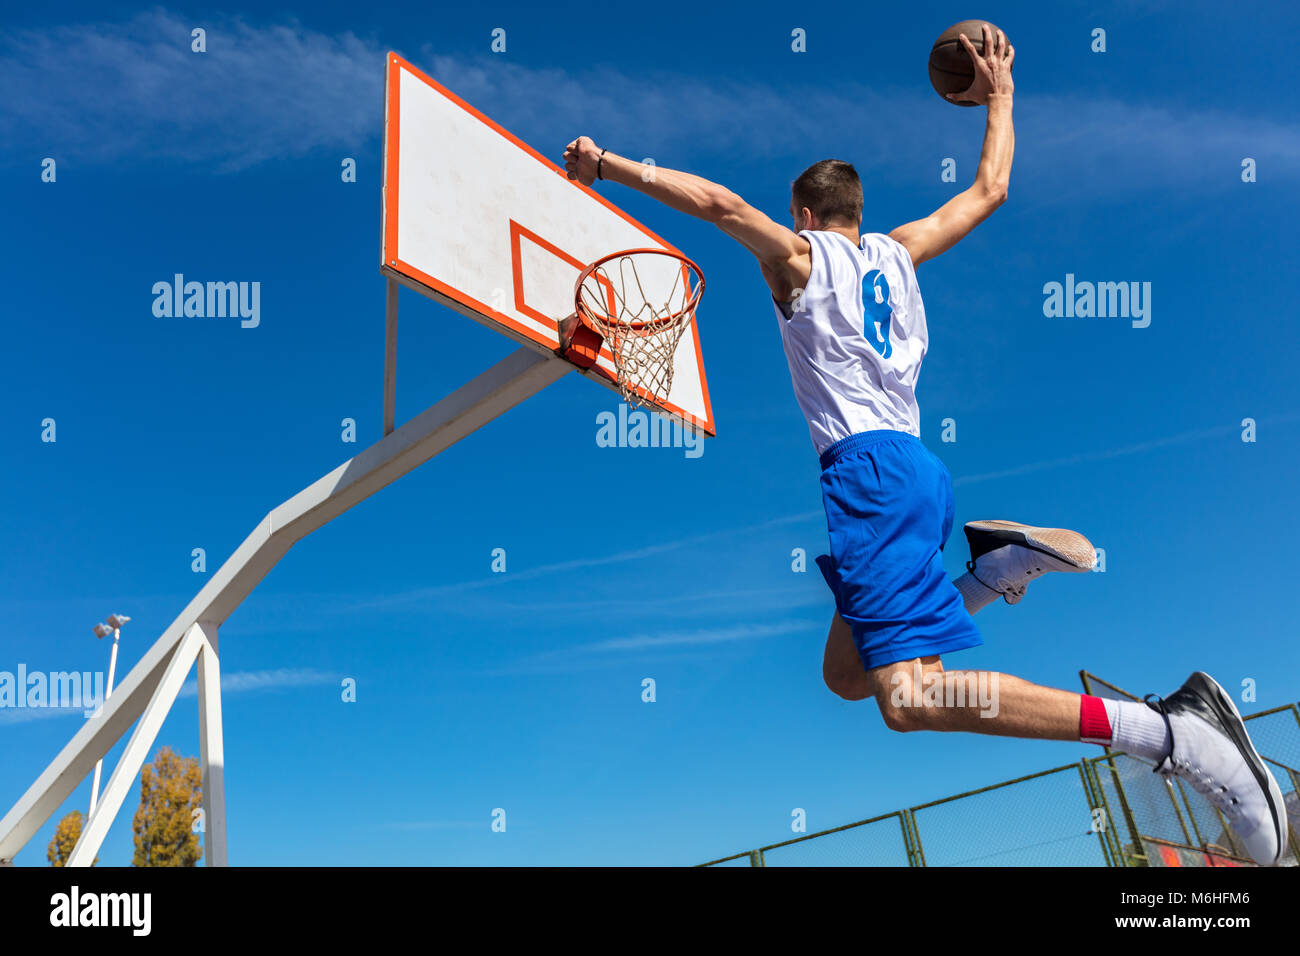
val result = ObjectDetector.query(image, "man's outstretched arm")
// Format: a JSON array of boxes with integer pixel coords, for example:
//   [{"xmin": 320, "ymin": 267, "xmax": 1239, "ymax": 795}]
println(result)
[
  {"xmin": 890, "ymin": 24, "xmax": 1015, "ymax": 269},
  {"xmin": 562, "ymin": 140, "xmax": 809, "ymax": 294}
]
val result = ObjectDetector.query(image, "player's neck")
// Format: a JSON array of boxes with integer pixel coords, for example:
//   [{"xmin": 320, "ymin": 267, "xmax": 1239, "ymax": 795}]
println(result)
[{"xmin": 797, "ymin": 219, "xmax": 861, "ymax": 244}]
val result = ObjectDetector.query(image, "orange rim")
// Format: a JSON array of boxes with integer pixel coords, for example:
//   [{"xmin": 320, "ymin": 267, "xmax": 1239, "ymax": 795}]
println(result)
[{"xmin": 574, "ymin": 248, "xmax": 705, "ymax": 333}]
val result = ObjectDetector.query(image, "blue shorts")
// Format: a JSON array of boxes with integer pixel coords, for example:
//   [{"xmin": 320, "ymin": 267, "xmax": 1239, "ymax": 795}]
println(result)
[{"xmin": 815, "ymin": 430, "xmax": 982, "ymax": 671}]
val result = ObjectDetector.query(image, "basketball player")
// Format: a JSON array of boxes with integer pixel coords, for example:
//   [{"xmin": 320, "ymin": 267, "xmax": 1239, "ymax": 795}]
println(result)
[{"xmin": 563, "ymin": 24, "xmax": 1288, "ymax": 865}]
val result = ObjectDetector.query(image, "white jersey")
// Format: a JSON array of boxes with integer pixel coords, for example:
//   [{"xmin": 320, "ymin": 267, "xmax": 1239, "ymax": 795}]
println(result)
[{"xmin": 773, "ymin": 229, "xmax": 928, "ymax": 455}]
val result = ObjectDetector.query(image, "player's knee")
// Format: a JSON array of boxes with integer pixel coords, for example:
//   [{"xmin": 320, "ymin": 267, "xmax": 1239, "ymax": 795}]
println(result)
[
  {"xmin": 823, "ymin": 667, "xmax": 871, "ymax": 702},
  {"xmin": 874, "ymin": 660, "xmax": 947, "ymax": 731},
  {"xmin": 877, "ymin": 699, "xmax": 926, "ymax": 733}
]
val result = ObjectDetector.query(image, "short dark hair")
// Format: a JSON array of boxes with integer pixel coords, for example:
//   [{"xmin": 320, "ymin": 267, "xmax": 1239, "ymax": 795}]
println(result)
[{"xmin": 791, "ymin": 160, "xmax": 862, "ymax": 226}]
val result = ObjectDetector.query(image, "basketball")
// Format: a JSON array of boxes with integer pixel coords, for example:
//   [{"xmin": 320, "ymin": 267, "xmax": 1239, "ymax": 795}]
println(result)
[{"xmin": 929, "ymin": 20, "xmax": 1008, "ymax": 106}]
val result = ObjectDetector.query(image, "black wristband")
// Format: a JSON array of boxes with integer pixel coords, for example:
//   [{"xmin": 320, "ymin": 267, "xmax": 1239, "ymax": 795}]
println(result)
[{"xmin": 597, "ymin": 149, "xmax": 607, "ymax": 181}]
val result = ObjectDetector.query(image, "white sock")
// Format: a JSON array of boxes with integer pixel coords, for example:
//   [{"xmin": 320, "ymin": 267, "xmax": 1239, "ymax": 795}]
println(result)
[
  {"xmin": 953, "ymin": 572, "xmax": 999, "ymax": 615},
  {"xmin": 1106, "ymin": 699, "xmax": 1172, "ymax": 762}
]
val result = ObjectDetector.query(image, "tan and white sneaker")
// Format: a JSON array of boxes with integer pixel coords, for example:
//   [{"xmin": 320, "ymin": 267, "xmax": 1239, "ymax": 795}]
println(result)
[{"xmin": 962, "ymin": 519, "xmax": 1097, "ymax": 605}]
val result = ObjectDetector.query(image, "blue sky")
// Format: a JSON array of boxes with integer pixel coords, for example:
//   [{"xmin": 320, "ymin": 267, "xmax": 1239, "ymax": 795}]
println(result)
[{"xmin": 1, "ymin": 1, "xmax": 1297, "ymax": 866}]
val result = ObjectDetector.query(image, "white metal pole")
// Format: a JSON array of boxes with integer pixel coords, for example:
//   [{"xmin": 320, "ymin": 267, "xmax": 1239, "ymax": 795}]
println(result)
[
  {"xmin": 0, "ymin": 347, "xmax": 568, "ymax": 864},
  {"xmin": 88, "ymin": 630, "xmax": 121, "ymax": 817},
  {"xmin": 383, "ymin": 277, "xmax": 399, "ymax": 436},
  {"xmin": 195, "ymin": 623, "xmax": 227, "ymax": 866},
  {"xmin": 68, "ymin": 625, "xmax": 205, "ymax": 867}
]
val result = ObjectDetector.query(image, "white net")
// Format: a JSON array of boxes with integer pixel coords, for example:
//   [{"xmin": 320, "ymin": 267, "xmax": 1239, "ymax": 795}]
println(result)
[{"xmin": 576, "ymin": 251, "xmax": 701, "ymax": 409}]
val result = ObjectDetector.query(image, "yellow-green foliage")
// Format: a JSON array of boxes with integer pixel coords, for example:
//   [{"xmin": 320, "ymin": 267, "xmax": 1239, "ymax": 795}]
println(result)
[
  {"xmin": 131, "ymin": 746, "xmax": 203, "ymax": 867},
  {"xmin": 47, "ymin": 810, "xmax": 97, "ymax": 866}
]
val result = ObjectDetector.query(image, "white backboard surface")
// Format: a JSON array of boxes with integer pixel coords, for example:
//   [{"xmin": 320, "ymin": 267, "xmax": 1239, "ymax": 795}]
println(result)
[{"xmin": 381, "ymin": 53, "xmax": 714, "ymax": 436}]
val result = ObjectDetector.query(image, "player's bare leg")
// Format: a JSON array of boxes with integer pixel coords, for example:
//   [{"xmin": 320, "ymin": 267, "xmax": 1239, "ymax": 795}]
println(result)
[
  {"xmin": 822, "ymin": 520, "xmax": 1095, "ymax": 700},
  {"xmin": 861, "ymin": 656, "xmax": 1081, "ymax": 739},
  {"xmin": 843, "ymin": 655, "xmax": 1289, "ymax": 866},
  {"xmin": 822, "ymin": 613, "xmax": 873, "ymax": 701}
]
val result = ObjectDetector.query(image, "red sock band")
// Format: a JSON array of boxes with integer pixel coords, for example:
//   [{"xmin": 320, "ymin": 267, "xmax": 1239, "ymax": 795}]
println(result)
[{"xmin": 1079, "ymin": 695, "xmax": 1113, "ymax": 743}]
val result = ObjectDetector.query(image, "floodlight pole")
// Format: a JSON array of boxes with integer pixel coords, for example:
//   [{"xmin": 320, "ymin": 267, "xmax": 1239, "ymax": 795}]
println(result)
[
  {"xmin": 88, "ymin": 627, "xmax": 122, "ymax": 817},
  {"xmin": 0, "ymin": 347, "xmax": 571, "ymax": 866}
]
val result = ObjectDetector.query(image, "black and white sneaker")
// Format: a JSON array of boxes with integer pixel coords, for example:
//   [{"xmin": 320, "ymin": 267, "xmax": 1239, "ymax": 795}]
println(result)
[
  {"xmin": 963, "ymin": 519, "xmax": 1096, "ymax": 605},
  {"xmin": 1145, "ymin": 672, "xmax": 1289, "ymax": 866}
]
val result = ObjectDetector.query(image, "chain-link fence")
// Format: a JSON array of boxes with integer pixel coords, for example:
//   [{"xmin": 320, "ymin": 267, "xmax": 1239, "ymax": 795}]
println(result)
[
  {"xmin": 753, "ymin": 813, "xmax": 912, "ymax": 867},
  {"xmin": 700, "ymin": 673, "xmax": 1299, "ymax": 867},
  {"xmin": 909, "ymin": 763, "xmax": 1107, "ymax": 866}
]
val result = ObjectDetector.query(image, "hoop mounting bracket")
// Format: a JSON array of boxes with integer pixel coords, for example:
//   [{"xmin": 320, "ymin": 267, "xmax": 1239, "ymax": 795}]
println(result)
[{"xmin": 557, "ymin": 312, "xmax": 603, "ymax": 370}]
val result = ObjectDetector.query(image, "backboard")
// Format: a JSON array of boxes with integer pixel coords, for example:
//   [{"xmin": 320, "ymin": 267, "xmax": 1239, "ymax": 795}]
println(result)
[{"xmin": 381, "ymin": 53, "xmax": 715, "ymax": 436}]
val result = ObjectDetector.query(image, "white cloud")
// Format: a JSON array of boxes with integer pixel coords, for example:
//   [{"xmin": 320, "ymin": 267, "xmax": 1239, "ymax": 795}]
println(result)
[
  {"xmin": 570, "ymin": 619, "xmax": 815, "ymax": 653},
  {"xmin": 378, "ymin": 820, "xmax": 483, "ymax": 831},
  {"xmin": 954, "ymin": 412, "xmax": 1300, "ymax": 486},
  {"xmin": 347, "ymin": 511, "xmax": 816, "ymax": 610},
  {"xmin": 176, "ymin": 667, "xmax": 336, "ymax": 696},
  {"xmin": 481, "ymin": 618, "xmax": 818, "ymax": 675},
  {"xmin": 0, "ymin": 10, "xmax": 380, "ymax": 170},
  {"xmin": 0, "ymin": 702, "xmax": 85, "ymax": 726},
  {"xmin": 2, "ymin": 9, "xmax": 1294, "ymax": 192},
  {"xmin": 0, "ymin": 667, "xmax": 335, "ymax": 727}
]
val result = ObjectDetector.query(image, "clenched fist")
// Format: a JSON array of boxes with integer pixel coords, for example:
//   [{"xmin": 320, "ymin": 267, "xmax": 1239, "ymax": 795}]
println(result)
[{"xmin": 563, "ymin": 136, "xmax": 603, "ymax": 186}]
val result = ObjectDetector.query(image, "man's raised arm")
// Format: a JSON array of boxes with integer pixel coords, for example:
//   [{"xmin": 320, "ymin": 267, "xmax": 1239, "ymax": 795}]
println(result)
[
  {"xmin": 562, "ymin": 139, "xmax": 808, "ymax": 283},
  {"xmin": 889, "ymin": 24, "xmax": 1016, "ymax": 269}
]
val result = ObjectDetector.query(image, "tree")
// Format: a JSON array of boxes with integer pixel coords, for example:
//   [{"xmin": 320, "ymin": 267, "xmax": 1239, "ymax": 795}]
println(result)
[
  {"xmin": 131, "ymin": 746, "xmax": 203, "ymax": 866},
  {"xmin": 47, "ymin": 810, "xmax": 97, "ymax": 866}
]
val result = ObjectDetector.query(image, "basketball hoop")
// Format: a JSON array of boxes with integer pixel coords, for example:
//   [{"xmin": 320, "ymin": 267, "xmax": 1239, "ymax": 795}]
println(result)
[{"xmin": 558, "ymin": 248, "xmax": 704, "ymax": 411}]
